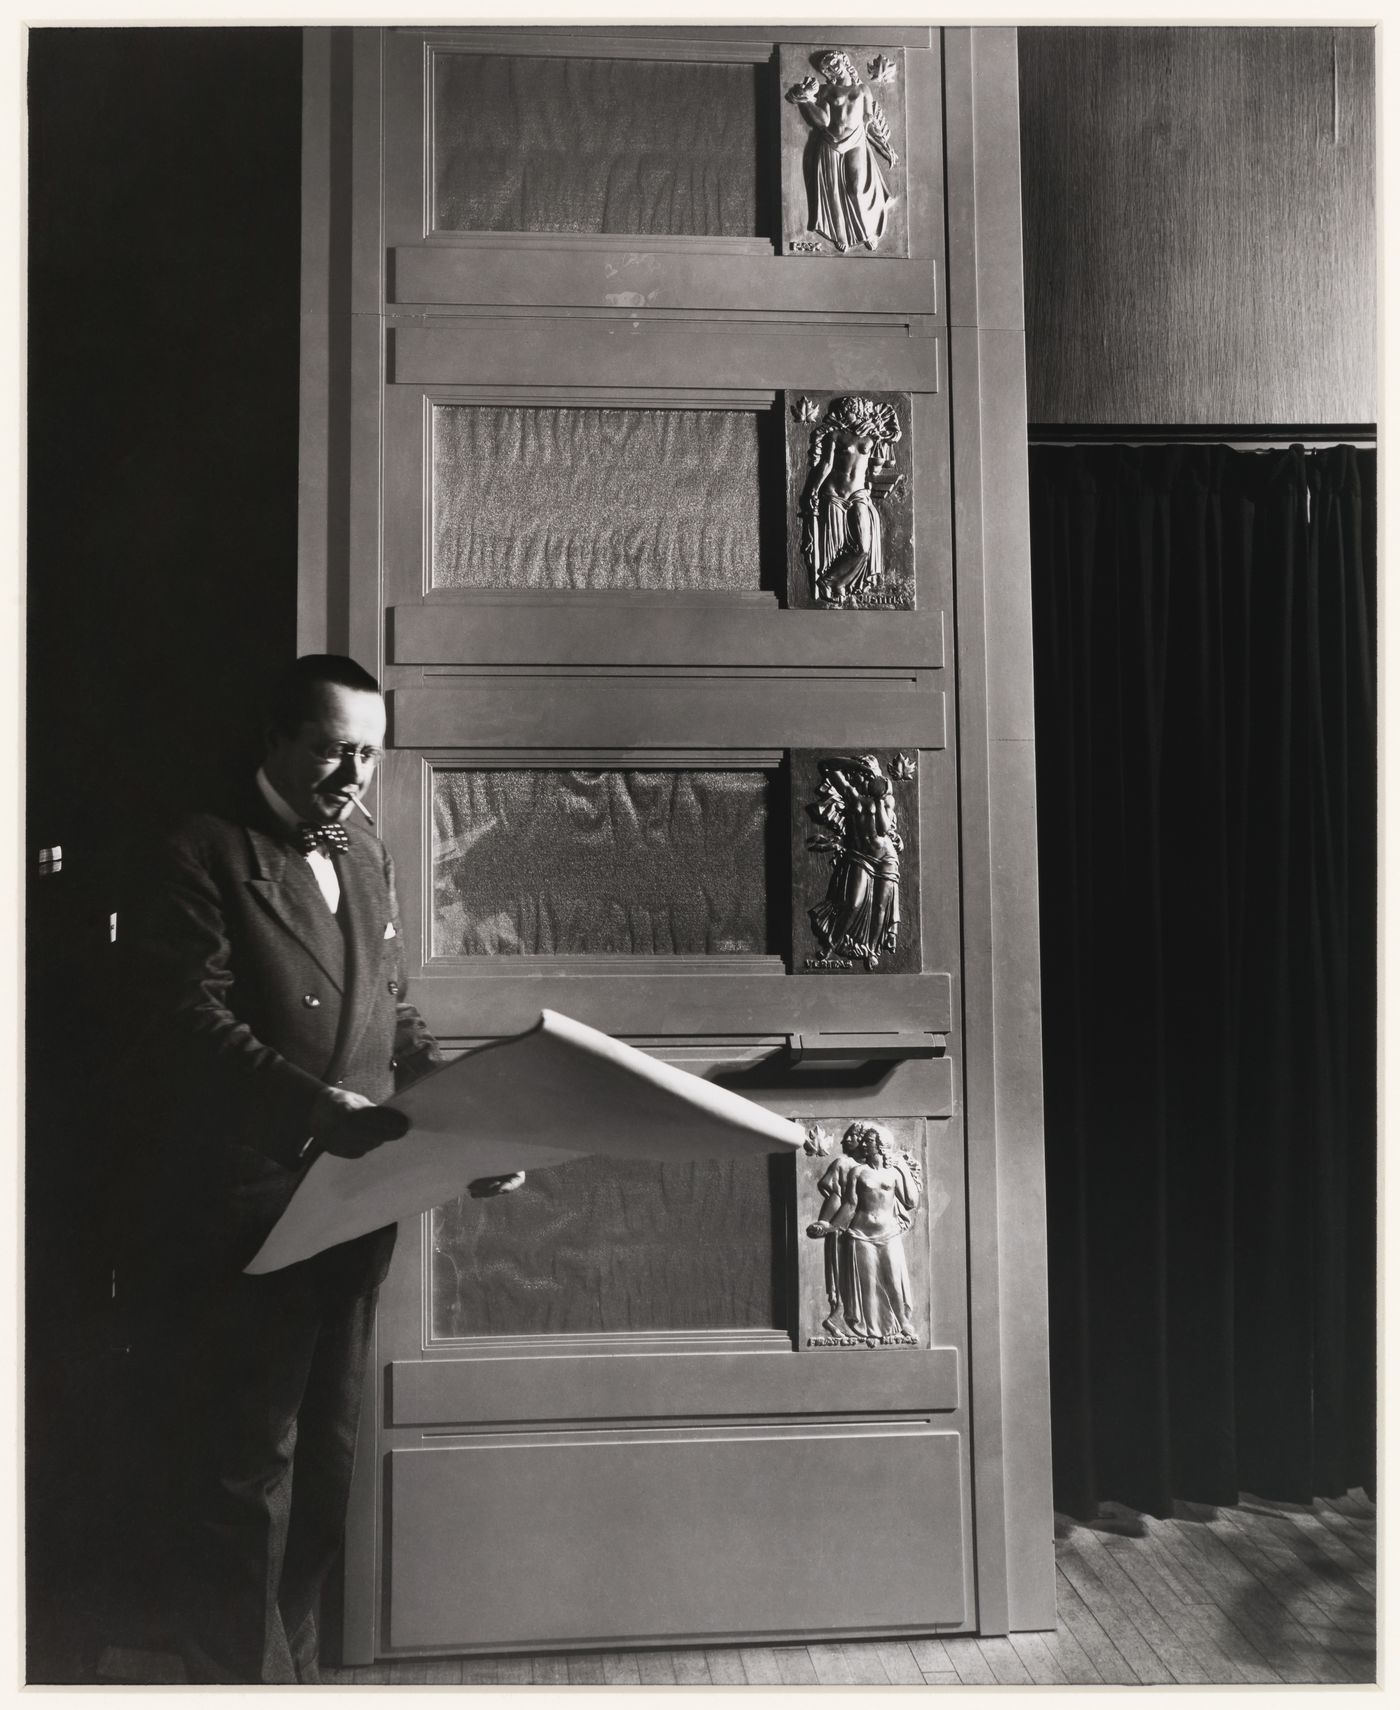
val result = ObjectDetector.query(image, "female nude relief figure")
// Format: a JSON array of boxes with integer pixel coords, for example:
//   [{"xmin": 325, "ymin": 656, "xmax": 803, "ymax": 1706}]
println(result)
[
  {"xmin": 801, "ymin": 395, "xmax": 902, "ymax": 606},
  {"xmin": 785, "ymin": 50, "xmax": 898, "ymax": 253},
  {"xmin": 807, "ymin": 754, "xmax": 903, "ymax": 968},
  {"xmin": 807, "ymin": 1123, "xmax": 923, "ymax": 1342}
]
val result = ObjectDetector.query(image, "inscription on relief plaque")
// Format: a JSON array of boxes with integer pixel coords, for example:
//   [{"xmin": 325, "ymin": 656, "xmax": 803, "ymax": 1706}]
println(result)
[
  {"xmin": 785, "ymin": 393, "xmax": 914, "ymax": 610},
  {"xmin": 797, "ymin": 1120, "xmax": 932, "ymax": 1348},
  {"xmin": 780, "ymin": 47, "xmax": 907, "ymax": 258},
  {"xmin": 791, "ymin": 750, "xmax": 920, "ymax": 974}
]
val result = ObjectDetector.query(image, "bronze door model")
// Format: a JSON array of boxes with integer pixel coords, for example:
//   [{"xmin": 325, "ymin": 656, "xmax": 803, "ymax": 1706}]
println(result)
[{"xmin": 300, "ymin": 25, "xmax": 1052, "ymax": 1657}]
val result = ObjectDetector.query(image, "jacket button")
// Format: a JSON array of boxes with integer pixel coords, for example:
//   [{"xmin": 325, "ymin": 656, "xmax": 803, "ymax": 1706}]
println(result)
[
  {"xmin": 390, "ymin": 1058, "xmax": 398, "ymax": 1071},
  {"xmin": 302, "ymin": 994, "xmax": 321, "ymax": 1008},
  {"xmin": 387, "ymin": 980, "xmax": 400, "ymax": 996}
]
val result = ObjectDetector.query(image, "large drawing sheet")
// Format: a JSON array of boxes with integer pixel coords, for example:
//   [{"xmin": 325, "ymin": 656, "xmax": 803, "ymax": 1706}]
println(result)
[{"xmin": 246, "ymin": 1008, "xmax": 806, "ymax": 1273}]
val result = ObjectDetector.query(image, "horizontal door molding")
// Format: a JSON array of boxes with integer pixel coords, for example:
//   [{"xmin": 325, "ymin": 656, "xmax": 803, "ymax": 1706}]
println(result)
[
  {"xmin": 391, "ymin": 26, "xmax": 938, "ymax": 52},
  {"xmin": 389, "ymin": 320, "xmax": 941, "ymax": 391},
  {"xmin": 389, "ymin": 681, "xmax": 946, "ymax": 749},
  {"xmin": 390, "ymin": 1345, "xmax": 960, "ymax": 1425},
  {"xmin": 391, "ymin": 602, "xmax": 945, "ymax": 668},
  {"xmin": 411, "ymin": 972, "xmax": 953, "ymax": 1041},
  {"xmin": 392, "ymin": 244, "xmax": 939, "ymax": 315}
]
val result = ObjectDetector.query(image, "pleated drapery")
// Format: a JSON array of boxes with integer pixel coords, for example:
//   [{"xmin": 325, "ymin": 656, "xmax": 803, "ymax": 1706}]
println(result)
[{"xmin": 1029, "ymin": 444, "xmax": 1375, "ymax": 1517}]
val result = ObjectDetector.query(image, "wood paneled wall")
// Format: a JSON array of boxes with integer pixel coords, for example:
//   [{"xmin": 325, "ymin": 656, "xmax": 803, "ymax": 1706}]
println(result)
[{"xmin": 1019, "ymin": 27, "xmax": 1375, "ymax": 426}]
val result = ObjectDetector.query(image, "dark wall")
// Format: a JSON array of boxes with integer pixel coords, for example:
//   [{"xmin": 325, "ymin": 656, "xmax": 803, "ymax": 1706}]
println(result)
[
  {"xmin": 26, "ymin": 28, "xmax": 303, "ymax": 1679},
  {"xmin": 1019, "ymin": 27, "xmax": 1376, "ymax": 426},
  {"xmin": 28, "ymin": 26, "xmax": 303, "ymax": 859}
]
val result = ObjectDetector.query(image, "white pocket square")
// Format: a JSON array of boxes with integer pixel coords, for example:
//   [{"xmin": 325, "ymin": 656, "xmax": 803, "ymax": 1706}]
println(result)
[{"xmin": 384, "ymin": 922, "xmax": 397, "ymax": 939}]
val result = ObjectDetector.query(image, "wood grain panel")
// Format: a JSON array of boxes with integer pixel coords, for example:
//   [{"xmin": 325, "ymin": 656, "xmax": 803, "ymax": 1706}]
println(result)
[
  {"xmin": 391, "ymin": 1346, "xmax": 961, "ymax": 1424},
  {"xmin": 386, "ymin": 1429, "xmax": 965, "ymax": 1647},
  {"xmin": 429, "ymin": 1153, "xmax": 782, "ymax": 1338},
  {"xmin": 390, "ymin": 321, "xmax": 941, "ymax": 392},
  {"xmin": 392, "ymin": 602, "xmax": 945, "ymax": 668},
  {"xmin": 428, "ymin": 404, "xmax": 768, "ymax": 592},
  {"xmin": 390, "ymin": 681, "xmax": 945, "ymax": 749},
  {"xmin": 429, "ymin": 52, "xmax": 766, "ymax": 240},
  {"xmin": 1019, "ymin": 27, "xmax": 1376, "ymax": 424},
  {"xmin": 430, "ymin": 768, "xmax": 771, "ymax": 957}
]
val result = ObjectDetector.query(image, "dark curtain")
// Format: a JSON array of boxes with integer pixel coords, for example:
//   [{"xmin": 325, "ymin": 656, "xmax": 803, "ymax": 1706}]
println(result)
[{"xmin": 1029, "ymin": 444, "xmax": 1375, "ymax": 1518}]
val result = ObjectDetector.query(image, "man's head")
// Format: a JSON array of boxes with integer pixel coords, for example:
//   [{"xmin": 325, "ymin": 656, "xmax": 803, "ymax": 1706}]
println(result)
[{"xmin": 263, "ymin": 655, "xmax": 386, "ymax": 824}]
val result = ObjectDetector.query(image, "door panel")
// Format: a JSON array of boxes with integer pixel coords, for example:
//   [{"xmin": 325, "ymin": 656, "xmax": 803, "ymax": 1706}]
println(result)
[
  {"xmin": 428, "ymin": 1152, "xmax": 784, "ymax": 1336},
  {"xmin": 387, "ymin": 1429, "xmax": 966, "ymax": 1650},
  {"xmin": 430, "ymin": 767, "xmax": 774, "ymax": 958}
]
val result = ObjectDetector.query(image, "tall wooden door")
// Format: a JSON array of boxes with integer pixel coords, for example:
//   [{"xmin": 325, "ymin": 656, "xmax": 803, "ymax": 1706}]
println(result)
[{"xmin": 300, "ymin": 24, "xmax": 1052, "ymax": 1658}]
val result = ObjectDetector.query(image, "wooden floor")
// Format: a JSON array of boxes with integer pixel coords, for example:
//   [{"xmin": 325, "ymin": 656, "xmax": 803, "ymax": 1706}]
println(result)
[{"xmin": 90, "ymin": 1490, "xmax": 1376, "ymax": 1688}]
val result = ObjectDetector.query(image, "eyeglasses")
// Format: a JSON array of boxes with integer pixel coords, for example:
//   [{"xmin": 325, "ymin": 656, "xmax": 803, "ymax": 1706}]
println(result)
[{"xmin": 309, "ymin": 742, "xmax": 384, "ymax": 766}]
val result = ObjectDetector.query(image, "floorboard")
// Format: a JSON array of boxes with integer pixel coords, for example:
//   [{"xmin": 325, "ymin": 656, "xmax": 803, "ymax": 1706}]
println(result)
[
  {"xmin": 65, "ymin": 1493, "xmax": 1375, "ymax": 1688},
  {"xmin": 840, "ymin": 1642, "xmax": 893, "ymax": 1685},
  {"xmin": 670, "ymin": 1649, "xmax": 712, "ymax": 1685},
  {"xmin": 600, "ymin": 1650, "xmax": 642, "ymax": 1686},
  {"xmin": 1007, "ymin": 1627, "xmax": 1074, "ymax": 1685},
  {"xmin": 774, "ymin": 1647, "xmax": 819, "ymax": 1686},
  {"xmin": 807, "ymin": 1642, "xmax": 855, "ymax": 1685},
  {"xmin": 1052, "ymin": 1570, "xmax": 1143, "ymax": 1685}
]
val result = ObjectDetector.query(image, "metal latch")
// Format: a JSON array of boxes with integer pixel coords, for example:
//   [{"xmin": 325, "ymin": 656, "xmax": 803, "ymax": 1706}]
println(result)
[{"xmin": 784, "ymin": 1032, "xmax": 947, "ymax": 1063}]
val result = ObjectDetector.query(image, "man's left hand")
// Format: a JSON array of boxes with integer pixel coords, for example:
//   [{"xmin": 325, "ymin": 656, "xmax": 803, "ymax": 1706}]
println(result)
[{"xmin": 468, "ymin": 1171, "xmax": 526, "ymax": 1198}]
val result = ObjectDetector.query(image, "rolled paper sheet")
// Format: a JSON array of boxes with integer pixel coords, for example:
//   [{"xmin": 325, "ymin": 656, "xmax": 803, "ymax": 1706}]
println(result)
[{"xmin": 246, "ymin": 1009, "xmax": 806, "ymax": 1273}]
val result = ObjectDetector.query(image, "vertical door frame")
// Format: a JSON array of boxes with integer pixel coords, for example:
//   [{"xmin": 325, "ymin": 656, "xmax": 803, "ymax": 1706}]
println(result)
[
  {"xmin": 943, "ymin": 26, "xmax": 1055, "ymax": 1634},
  {"xmin": 298, "ymin": 26, "xmax": 391, "ymax": 1664}
]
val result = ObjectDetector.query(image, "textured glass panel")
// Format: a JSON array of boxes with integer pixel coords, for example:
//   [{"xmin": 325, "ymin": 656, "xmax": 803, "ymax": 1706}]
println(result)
[
  {"xmin": 432, "ymin": 769, "xmax": 769, "ymax": 956},
  {"xmin": 433, "ymin": 53, "xmax": 760, "ymax": 237},
  {"xmin": 431, "ymin": 406, "xmax": 763, "ymax": 592},
  {"xmin": 430, "ymin": 1155, "xmax": 780, "ymax": 1336}
]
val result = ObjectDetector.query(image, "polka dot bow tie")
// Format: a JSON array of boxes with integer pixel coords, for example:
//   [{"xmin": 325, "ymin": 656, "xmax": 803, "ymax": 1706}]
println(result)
[{"xmin": 295, "ymin": 821, "xmax": 350, "ymax": 855}]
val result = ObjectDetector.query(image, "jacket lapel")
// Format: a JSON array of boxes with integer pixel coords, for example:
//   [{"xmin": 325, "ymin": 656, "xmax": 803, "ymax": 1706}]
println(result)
[
  {"xmin": 244, "ymin": 822, "xmax": 347, "ymax": 993},
  {"xmin": 324, "ymin": 827, "xmax": 386, "ymax": 1079}
]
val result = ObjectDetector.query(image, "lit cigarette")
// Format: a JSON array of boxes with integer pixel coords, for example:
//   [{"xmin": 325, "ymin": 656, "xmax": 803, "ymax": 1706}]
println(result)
[{"xmin": 348, "ymin": 794, "xmax": 375, "ymax": 825}]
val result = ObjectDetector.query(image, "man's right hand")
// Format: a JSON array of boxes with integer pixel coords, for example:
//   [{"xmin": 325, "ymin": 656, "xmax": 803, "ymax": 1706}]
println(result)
[{"xmin": 310, "ymin": 1086, "xmax": 411, "ymax": 1158}]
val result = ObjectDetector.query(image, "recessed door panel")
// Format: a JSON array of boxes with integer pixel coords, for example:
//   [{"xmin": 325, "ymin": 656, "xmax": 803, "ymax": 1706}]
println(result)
[
  {"xmin": 430, "ymin": 51, "xmax": 771, "ymax": 241},
  {"xmin": 429, "ymin": 1153, "xmax": 785, "ymax": 1338},
  {"xmin": 431, "ymin": 768, "xmax": 773, "ymax": 958},
  {"xmin": 387, "ymin": 1429, "xmax": 966, "ymax": 1650},
  {"xmin": 429, "ymin": 403, "xmax": 780, "ymax": 594}
]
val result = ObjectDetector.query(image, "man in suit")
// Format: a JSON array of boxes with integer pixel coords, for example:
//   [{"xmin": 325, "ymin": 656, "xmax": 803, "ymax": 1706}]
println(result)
[{"xmin": 125, "ymin": 654, "xmax": 519, "ymax": 1684}]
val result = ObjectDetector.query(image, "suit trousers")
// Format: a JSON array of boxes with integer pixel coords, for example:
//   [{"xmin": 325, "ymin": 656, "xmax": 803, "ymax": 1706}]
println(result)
[{"xmin": 175, "ymin": 1257, "xmax": 376, "ymax": 1684}]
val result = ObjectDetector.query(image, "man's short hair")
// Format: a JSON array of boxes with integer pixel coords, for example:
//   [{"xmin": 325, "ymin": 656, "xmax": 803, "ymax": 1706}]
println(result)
[{"xmin": 267, "ymin": 654, "xmax": 382, "ymax": 738}]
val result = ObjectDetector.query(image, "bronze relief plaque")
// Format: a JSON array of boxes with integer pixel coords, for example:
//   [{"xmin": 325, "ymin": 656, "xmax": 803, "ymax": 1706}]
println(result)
[
  {"xmin": 795, "ymin": 1118, "xmax": 936, "ymax": 1348},
  {"xmin": 784, "ymin": 391, "xmax": 915, "ymax": 610},
  {"xmin": 791, "ymin": 749, "xmax": 920, "ymax": 974},
  {"xmin": 779, "ymin": 44, "xmax": 908, "ymax": 259}
]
